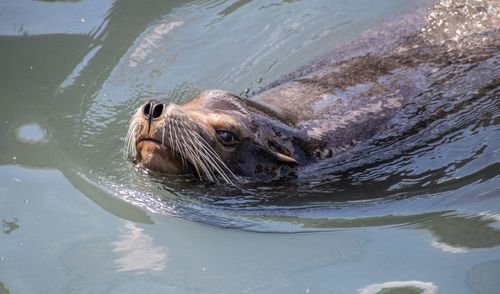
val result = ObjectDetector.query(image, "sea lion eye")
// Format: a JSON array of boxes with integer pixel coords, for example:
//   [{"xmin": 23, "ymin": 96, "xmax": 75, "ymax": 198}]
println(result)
[{"xmin": 216, "ymin": 130, "xmax": 239, "ymax": 145}]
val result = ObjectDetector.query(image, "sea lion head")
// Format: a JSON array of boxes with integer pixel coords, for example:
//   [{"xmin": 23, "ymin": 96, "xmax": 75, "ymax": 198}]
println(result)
[{"xmin": 126, "ymin": 90, "xmax": 309, "ymax": 183}]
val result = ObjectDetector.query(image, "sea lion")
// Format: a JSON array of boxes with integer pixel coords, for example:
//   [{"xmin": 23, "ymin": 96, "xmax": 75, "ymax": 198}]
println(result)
[{"xmin": 126, "ymin": 0, "xmax": 499, "ymax": 184}]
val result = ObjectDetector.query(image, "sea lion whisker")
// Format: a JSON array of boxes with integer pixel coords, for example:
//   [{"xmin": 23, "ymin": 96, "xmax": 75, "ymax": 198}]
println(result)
[
  {"xmin": 180, "ymin": 138, "xmax": 204, "ymax": 180},
  {"xmin": 186, "ymin": 142, "xmax": 217, "ymax": 182},
  {"xmin": 179, "ymin": 120, "xmax": 219, "ymax": 182},
  {"xmin": 125, "ymin": 118, "xmax": 135, "ymax": 150},
  {"xmin": 180, "ymin": 124, "xmax": 225, "ymax": 182},
  {"xmin": 168, "ymin": 117, "xmax": 208, "ymax": 180},
  {"xmin": 173, "ymin": 118, "xmax": 196, "ymax": 174},
  {"xmin": 170, "ymin": 118, "xmax": 184, "ymax": 164},
  {"xmin": 194, "ymin": 143, "xmax": 233, "ymax": 184},
  {"xmin": 183, "ymin": 144, "xmax": 209, "ymax": 181},
  {"xmin": 125, "ymin": 117, "xmax": 139, "ymax": 158},
  {"xmin": 178, "ymin": 120, "xmax": 223, "ymax": 183},
  {"xmin": 187, "ymin": 134, "xmax": 220, "ymax": 183},
  {"xmin": 167, "ymin": 118, "xmax": 176, "ymax": 163},
  {"xmin": 178, "ymin": 134, "xmax": 206, "ymax": 181},
  {"xmin": 184, "ymin": 126, "xmax": 236, "ymax": 184},
  {"xmin": 125, "ymin": 125, "xmax": 133, "ymax": 156},
  {"xmin": 176, "ymin": 118, "xmax": 197, "ymax": 172},
  {"xmin": 189, "ymin": 130, "xmax": 237, "ymax": 180},
  {"xmin": 172, "ymin": 120, "xmax": 213, "ymax": 176},
  {"xmin": 166, "ymin": 118, "xmax": 187, "ymax": 170},
  {"xmin": 161, "ymin": 119, "xmax": 166, "ymax": 146}
]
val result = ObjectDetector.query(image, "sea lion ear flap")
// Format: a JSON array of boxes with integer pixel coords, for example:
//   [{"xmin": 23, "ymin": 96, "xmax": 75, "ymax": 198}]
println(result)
[
  {"xmin": 264, "ymin": 140, "xmax": 298, "ymax": 164},
  {"xmin": 255, "ymin": 138, "xmax": 299, "ymax": 164},
  {"xmin": 274, "ymin": 151, "xmax": 298, "ymax": 164}
]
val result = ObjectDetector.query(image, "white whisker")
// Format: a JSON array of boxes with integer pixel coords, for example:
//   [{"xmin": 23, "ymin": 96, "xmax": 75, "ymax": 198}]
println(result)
[
  {"xmin": 189, "ymin": 129, "xmax": 237, "ymax": 181},
  {"xmin": 125, "ymin": 113, "xmax": 140, "ymax": 159},
  {"xmin": 161, "ymin": 120, "xmax": 166, "ymax": 146},
  {"xmin": 173, "ymin": 118, "xmax": 191, "ymax": 171},
  {"xmin": 167, "ymin": 118, "xmax": 174, "ymax": 158},
  {"xmin": 179, "ymin": 121, "xmax": 219, "ymax": 182},
  {"xmin": 182, "ymin": 121, "xmax": 237, "ymax": 185},
  {"xmin": 189, "ymin": 137, "xmax": 230, "ymax": 183}
]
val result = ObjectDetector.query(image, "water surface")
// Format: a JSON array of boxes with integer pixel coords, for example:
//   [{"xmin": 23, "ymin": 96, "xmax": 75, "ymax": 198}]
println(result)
[{"xmin": 0, "ymin": 0, "xmax": 499, "ymax": 293}]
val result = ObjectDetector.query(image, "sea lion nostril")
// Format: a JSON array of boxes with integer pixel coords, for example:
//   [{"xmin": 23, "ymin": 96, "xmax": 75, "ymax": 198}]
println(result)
[
  {"xmin": 143, "ymin": 102, "xmax": 152, "ymax": 118},
  {"xmin": 142, "ymin": 101, "xmax": 164, "ymax": 120},
  {"xmin": 152, "ymin": 103, "xmax": 164, "ymax": 119}
]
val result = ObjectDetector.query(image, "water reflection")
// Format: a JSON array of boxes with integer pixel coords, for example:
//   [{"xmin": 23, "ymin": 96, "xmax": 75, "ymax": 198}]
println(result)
[
  {"xmin": 0, "ymin": 0, "xmax": 111, "ymax": 36},
  {"xmin": 256, "ymin": 210, "xmax": 500, "ymax": 249},
  {"xmin": 431, "ymin": 240, "xmax": 468, "ymax": 253},
  {"xmin": 112, "ymin": 222, "xmax": 168, "ymax": 273},
  {"xmin": 16, "ymin": 123, "xmax": 47, "ymax": 143},
  {"xmin": 414, "ymin": 213, "xmax": 500, "ymax": 250},
  {"xmin": 0, "ymin": 282, "xmax": 10, "ymax": 294},
  {"xmin": 358, "ymin": 281, "xmax": 437, "ymax": 294},
  {"xmin": 58, "ymin": 44, "xmax": 103, "ymax": 91},
  {"xmin": 1, "ymin": 218, "xmax": 19, "ymax": 234},
  {"xmin": 218, "ymin": 0, "xmax": 253, "ymax": 16},
  {"xmin": 128, "ymin": 21, "xmax": 184, "ymax": 68}
]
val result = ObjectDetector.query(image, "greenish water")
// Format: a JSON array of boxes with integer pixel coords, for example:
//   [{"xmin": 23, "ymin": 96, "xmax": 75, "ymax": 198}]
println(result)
[{"xmin": 1, "ymin": 0, "xmax": 499, "ymax": 293}]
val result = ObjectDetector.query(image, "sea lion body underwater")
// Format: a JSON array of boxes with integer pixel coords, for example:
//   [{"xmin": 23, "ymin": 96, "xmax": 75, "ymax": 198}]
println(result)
[{"xmin": 126, "ymin": 0, "xmax": 500, "ymax": 184}]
